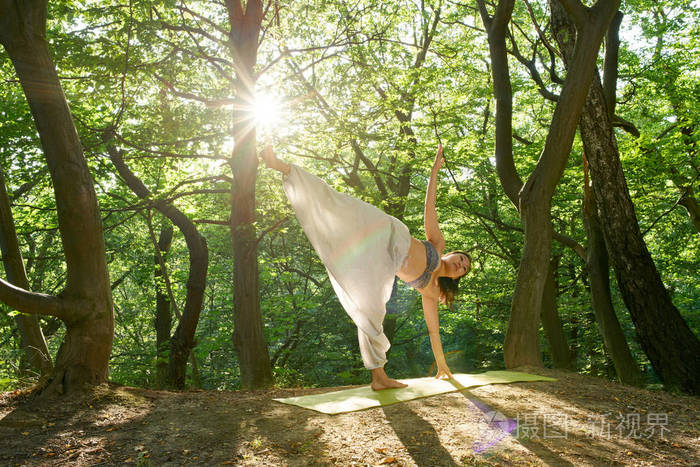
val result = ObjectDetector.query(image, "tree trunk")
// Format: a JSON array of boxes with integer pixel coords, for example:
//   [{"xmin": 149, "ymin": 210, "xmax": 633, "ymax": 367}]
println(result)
[
  {"xmin": 554, "ymin": 6, "xmax": 700, "ymax": 394},
  {"xmin": 479, "ymin": 0, "xmax": 618, "ymax": 368},
  {"xmin": 155, "ymin": 225, "xmax": 173, "ymax": 388},
  {"xmin": 506, "ymin": 1, "xmax": 618, "ymax": 367},
  {"xmin": 0, "ymin": 169, "xmax": 52, "ymax": 378},
  {"xmin": 540, "ymin": 255, "xmax": 573, "ymax": 370},
  {"xmin": 583, "ymin": 83, "xmax": 700, "ymax": 393},
  {"xmin": 0, "ymin": 0, "xmax": 114, "ymax": 395},
  {"xmin": 226, "ymin": 0, "xmax": 273, "ymax": 389},
  {"xmin": 505, "ymin": 200, "xmax": 551, "ymax": 366},
  {"xmin": 582, "ymin": 178, "xmax": 644, "ymax": 386}
]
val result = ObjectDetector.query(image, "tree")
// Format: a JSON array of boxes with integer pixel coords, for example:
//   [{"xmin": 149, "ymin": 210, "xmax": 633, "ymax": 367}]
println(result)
[
  {"xmin": 553, "ymin": 3, "xmax": 700, "ymax": 394},
  {"xmin": 582, "ymin": 157, "xmax": 644, "ymax": 385},
  {"xmin": 0, "ymin": 0, "xmax": 114, "ymax": 394},
  {"xmin": 0, "ymin": 0, "xmax": 695, "ymax": 393},
  {"xmin": 225, "ymin": 0, "xmax": 274, "ymax": 389},
  {"xmin": 104, "ymin": 137, "xmax": 209, "ymax": 389},
  {"xmin": 478, "ymin": 0, "xmax": 620, "ymax": 367},
  {"xmin": 123, "ymin": 0, "xmax": 276, "ymax": 389}
]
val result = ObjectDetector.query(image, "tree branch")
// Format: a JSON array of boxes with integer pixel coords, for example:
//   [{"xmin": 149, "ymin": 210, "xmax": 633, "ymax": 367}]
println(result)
[
  {"xmin": 0, "ymin": 278, "xmax": 68, "ymax": 320},
  {"xmin": 612, "ymin": 114, "xmax": 640, "ymax": 137},
  {"xmin": 158, "ymin": 18, "xmax": 228, "ymax": 48},
  {"xmin": 507, "ymin": 35, "xmax": 560, "ymax": 102},
  {"xmin": 280, "ymin": 265, "xmax": 323, "ymax": 288},
  {"xmin": 641, "ymin": 193, "xmax": 685, "ymax": 237},
  {"xmin": 602, "ymin": 10, "xmax": 623, "ymax": 117},
  {"xmin": 492, "ymin": 0, "xmax": 515, "ymax": 33},
  {"xmin": 11, "ymin": 167, "xmax": 49, "ymax": 201},
  {"xmin": 154, "ymin": 73, "xmax": 235, "ymax": 108},
  {"xmin": 254, "ymin": 216, "xmax": 289, "ymax": 248},
  {"xmin": 476, "ymin": 0, "xmax": 492, "ymax": 29},
  {"xmin": 523, "ymin": 0, "xmax": 562, "ymax": 60}
]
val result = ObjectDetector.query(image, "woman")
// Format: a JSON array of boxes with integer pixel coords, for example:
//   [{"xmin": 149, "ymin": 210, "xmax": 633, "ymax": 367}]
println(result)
[{"xmin": 262, "ymin": 145, "xmax": 471, "ymax": 390}]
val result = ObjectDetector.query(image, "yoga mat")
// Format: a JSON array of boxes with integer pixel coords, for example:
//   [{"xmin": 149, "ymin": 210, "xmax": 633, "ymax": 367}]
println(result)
[{"xmin": 274, "ymin": 370, "xmax": 556, "ymax": 414}]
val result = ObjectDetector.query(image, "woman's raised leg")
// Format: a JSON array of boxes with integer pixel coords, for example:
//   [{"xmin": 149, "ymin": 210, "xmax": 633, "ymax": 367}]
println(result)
[{"xmin": 260, "ymin": 145, "xmax": 291, "ymax": 175}]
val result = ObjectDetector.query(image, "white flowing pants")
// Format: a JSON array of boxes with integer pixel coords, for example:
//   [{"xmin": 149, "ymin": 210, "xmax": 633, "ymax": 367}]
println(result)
[{"xmin": 283, "ymin": 165, "xmax": 411, "ymax": 369}]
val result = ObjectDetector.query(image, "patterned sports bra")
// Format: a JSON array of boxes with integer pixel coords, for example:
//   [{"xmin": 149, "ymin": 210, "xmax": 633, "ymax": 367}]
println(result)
[{"xmin": 405, "ymin": 241, "xmax": 440, "ymax": 289}]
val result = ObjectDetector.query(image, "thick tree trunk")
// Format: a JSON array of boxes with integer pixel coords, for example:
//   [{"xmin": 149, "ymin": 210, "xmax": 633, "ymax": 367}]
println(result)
[
  {"xmin": 503, "ymin": 0, "xmax": 619, "ymax": 368},
  {"xmin": 154, "ymin": 226, "xmax": 173, "ymax": 388},
  {"xmin": 474, "ymin": 302, "xmax": 483, "ymax": 367},
  {"xmin": 226, "ymin": 0, "xmax": 273, "ymax": 389},
  {"xmin": 479, "ymin": 0, "xmax": 617, "ymax": 368},
  {"xmin": 505, "ymin": 200, "xmax": 551, "ymax": 366},
  {"xmin": 230, "ymin": 92, "xmax": 273, "ymax": 389},
  {"xmin": 555, "ymin": 7, "xmax": 700, "ymax": 394},
  {"xmin": 0, "ymin": 170, "xmax": 52, "ymax": 378},
  {"xmin": 540, "ymin": 256, "xmax": 573, "ymax": 370},
  {"xmin": 582, "ymin": 86, "xmax": 700, "ymax": 393},
  {"xmin": 0, "ymin": 0, "xmax": 114, "ymax": 395},
  {"xmin": 583, "ymin": 186, "xmax": 644, "ymax": 386}
]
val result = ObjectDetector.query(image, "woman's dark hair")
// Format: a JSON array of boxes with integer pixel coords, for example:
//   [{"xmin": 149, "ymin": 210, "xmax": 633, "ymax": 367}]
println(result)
[{"xmin": 437, "ymin": 251, "xmax": 471, "ymax": 307}]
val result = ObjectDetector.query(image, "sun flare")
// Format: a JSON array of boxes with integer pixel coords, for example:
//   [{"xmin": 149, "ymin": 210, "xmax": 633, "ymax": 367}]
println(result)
[{"xmin": 252, "ymin": 93, "xmax": 282, "ymax": 130}]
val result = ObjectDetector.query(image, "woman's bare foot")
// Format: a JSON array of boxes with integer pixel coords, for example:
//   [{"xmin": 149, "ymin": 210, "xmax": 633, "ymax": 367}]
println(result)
[
  {"xmin": 371, "ymin": 378, "xmax": 408, "ymax": 391},
  {"xmin": 370, "ymin": 367, "xmax": 408, "ymax": 391},
  {"xmin": 260, "ymin": 145, "xmax": 290, "ymax": 175}
]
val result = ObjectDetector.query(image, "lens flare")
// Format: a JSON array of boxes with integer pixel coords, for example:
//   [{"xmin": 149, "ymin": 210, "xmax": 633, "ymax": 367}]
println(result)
[{"xmin": 252, "ymin": 93, "xmax": 282, "ymax": 129}]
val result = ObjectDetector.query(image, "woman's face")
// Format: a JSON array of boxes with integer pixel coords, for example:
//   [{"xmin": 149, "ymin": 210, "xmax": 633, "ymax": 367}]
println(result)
[{"xmin": 442, "ymin": 252, "xmax": 470, "ymax": 279}]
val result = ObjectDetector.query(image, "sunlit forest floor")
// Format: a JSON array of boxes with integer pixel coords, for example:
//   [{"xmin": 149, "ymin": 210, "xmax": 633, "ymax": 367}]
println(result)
[{"xmin": 0, "ymin": 367, "xmax": 698, "ymax": 466}]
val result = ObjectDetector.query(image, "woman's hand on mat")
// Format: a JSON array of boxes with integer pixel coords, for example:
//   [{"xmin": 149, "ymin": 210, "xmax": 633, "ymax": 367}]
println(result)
[
  {"xmin": 435, "ymin": 365, "xmax": 453, "ymax": 380},
  {"xmin": 433, "ymin": 145, "xmax": 444, "ymax": 171}
]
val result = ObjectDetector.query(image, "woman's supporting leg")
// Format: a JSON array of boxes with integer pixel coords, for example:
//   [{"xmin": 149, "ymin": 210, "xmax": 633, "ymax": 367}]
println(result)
[
  {"xmin": 357, "ymin": 327, "xmax": 390, "ymax": 369},
  {"xmin": 358, "ymin": 328, "xmax": 407, "ymax": 390}
]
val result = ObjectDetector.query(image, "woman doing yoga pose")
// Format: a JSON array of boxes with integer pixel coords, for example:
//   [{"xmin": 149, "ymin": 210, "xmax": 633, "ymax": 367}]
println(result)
[{"xmin": 262, "ymin": 145, "xmax": 471, "ymax": 390}]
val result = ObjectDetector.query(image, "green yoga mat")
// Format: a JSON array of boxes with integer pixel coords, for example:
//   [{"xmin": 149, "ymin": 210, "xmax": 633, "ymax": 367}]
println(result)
[{"xmin": 274, "ymin": 370, "xmax": 556, "ymax": 414}]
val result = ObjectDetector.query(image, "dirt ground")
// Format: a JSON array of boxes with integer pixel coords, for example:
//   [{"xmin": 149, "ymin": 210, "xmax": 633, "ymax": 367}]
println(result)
[{"xmin": 0, "ymin": 367, "xmax": 698, "ymax": 466}]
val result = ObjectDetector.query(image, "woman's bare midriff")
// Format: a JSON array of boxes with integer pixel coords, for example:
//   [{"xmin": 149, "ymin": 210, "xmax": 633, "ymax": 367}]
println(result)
[{"xmin": 396, "ymin": 237, "xmax": 430, "ymax": 284}]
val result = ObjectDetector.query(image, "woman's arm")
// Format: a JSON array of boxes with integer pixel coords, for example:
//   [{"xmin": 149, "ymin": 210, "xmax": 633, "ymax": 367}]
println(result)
[
  {"xmin": 421, "ymin": 295, "xmax": 454, "ymax": 379},
  {"xmin": 424, "ymin": 145, "xmax": 446, "ymax": 253}
]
